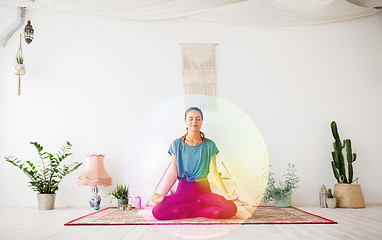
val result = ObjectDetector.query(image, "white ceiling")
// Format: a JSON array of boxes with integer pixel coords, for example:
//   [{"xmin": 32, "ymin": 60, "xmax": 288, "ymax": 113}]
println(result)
[{"xmin": 0, "ymin": 0, "xmax": 381, "ymax": 26}]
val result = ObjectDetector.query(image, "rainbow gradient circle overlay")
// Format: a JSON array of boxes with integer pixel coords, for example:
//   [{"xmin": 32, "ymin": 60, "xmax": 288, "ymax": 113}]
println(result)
[{"xmin": 125, "ymin": 95, "xmax": 269, "ymax": 238}]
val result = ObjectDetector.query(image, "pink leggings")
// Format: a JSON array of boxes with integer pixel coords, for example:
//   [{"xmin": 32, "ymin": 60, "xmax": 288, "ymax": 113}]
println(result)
[{"xmin": 152, "ymin": 180, "xmax": 237, "ymax": 220}]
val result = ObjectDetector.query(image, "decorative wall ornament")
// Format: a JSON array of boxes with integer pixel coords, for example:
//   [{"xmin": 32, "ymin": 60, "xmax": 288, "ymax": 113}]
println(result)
[
  {"xmin": 24, "ymin": 20, "xmax": 34, "ymax": 44},
  {"xmin": 181, "ymin": 43, "xmax": 217, "ymax": 111},
  {"xmin": 13, "ymin": 34, "xmax": 26, "ymax": 96}
]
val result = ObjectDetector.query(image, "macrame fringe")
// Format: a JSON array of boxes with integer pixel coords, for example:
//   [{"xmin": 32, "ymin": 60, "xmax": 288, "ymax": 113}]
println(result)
[
  {"xmin": 184, "ymin": 94, "xmax": 216, "ymax": 112},
  {"xmin": 18, "ymin": 76, "xmax": 21, "ymax": 96}
]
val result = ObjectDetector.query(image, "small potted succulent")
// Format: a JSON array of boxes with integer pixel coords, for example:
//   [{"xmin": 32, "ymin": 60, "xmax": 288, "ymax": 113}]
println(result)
[
  {"xmin": 107, "ymin": 184, "xmax": 131, "ymax": 210},
  {"xmin": 327, "ymin": 189, "xmax": 337, "ymax": 208},
  {"xmin": 13, "ymin": 55, "xmax": 26, "ymax": 75},
  {"xmin": 262, "ymin": 164, "xmax": 300, "ymax": 208}
]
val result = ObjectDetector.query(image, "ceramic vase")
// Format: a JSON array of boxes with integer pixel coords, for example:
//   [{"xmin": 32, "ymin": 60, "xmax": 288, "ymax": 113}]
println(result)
[
  {"xmin": 327, "ymin": 198, "xmax": 337, "ymax": 208},
  {"xmin": 274, "ymin": 193, "xmax": 292, "ymax": 208},
  {"xmin": 89, "ymin": 187, "xmax": 101, "ymax": 210}
]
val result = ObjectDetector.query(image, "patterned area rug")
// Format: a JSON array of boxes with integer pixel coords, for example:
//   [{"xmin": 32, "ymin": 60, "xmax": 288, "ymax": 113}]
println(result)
[{"xmin": 65, "ymin": 206, "xmax": 337, "ymax": 225}]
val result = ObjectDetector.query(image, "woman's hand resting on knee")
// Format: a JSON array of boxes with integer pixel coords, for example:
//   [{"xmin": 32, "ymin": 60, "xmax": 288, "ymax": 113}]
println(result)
[
  {"xmin": 224, "ymin": 190, "xmax": 239, "ymax": 201},
  {"xmin": 151, "ymin": 192, "xmax": 164, "ymax": 204}
]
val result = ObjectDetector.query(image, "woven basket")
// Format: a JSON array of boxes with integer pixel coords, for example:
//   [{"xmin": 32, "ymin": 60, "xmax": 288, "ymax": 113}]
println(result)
[{"xmin": 333, "ymin": 183, "xmax": 365, "ymax": 208}]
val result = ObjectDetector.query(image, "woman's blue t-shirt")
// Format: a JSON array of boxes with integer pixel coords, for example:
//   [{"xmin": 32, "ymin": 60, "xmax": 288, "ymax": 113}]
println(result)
[{"xmin": 168, "ymin": 138, "xmax": 219, "ymax": 182}]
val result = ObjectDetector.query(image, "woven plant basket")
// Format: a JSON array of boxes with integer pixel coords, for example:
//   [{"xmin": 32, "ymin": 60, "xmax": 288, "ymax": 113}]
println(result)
[{"xmin": 333, "ymin": 183, "xmax": 365, "ymax": 208}]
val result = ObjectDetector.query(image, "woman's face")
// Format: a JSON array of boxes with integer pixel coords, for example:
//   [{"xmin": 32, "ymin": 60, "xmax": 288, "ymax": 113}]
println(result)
[{"xmin": 185, "ymin": 110, "xmax": 203, "ymax": 132}]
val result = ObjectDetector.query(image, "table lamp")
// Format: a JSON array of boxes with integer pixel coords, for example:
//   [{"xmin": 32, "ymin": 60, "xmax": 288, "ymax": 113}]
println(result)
[{"xmin": 78, "ymin": 154, "xmax": 112, "ymax": 210}]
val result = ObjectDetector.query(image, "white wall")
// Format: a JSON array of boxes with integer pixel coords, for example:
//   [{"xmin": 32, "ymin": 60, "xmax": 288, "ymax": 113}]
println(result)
[{"xmin": 0, "ymin": 6, "xmax": 381, "ymax": 207}]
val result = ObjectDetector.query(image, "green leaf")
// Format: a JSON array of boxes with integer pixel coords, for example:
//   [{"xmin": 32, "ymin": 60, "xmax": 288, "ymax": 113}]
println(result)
[{"xmin": 5, "ymin": 141, "xmax": 81, "ymax": 194}]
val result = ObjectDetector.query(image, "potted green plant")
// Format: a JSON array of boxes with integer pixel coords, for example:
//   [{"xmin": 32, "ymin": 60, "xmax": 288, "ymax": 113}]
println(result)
[
  {"xmin": 330, "ymin": 121, "xmax": 364, "ymax": 208},
  {"xmin": 107, "ymin": 184, "xmax": 130, "ymax": 210},
  {"xmin": 327, "ymin": 189, "xmax": 337, "ymax": 208},
  {"xmin": 15, "ymin": 55, "xmax": 23, "ymax": 64},
  {"xmin": 13, "ymin": 53, "xmax": 26, "ymax": 95},
  {"xmin": 13, "ymin": 54, "xmax": 26, "ymax": 75},
  {"xmin": 262, "ymin": 164, "xmax": 300, "ymax": 208},
  {"xmin": 4, "ymin": 141, "xmax": 82, "ymax": 210}
]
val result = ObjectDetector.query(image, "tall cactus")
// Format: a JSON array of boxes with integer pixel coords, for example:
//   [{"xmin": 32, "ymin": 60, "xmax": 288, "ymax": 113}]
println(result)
[
  {"xmin": 330, "ymin": 121, "xmax": 357, "ymax": 184},
  {"xmin": 346, "ymin": 139, "xmax": 357, "ymax": 183}
]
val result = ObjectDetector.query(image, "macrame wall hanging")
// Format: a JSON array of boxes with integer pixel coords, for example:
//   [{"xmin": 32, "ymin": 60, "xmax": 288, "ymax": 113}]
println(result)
[
  {"xmin": 181, "ymin": 43, "xmax": 217, "ymax": 111},
  {"xmin": 13, "ymin": 34, "xmax": 26, "ymax": 96}
]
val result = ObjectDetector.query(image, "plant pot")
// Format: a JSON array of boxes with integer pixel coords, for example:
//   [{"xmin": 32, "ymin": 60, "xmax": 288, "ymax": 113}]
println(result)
[
  {"xmin": 37, "ymin": 193, "xmax": 56, "ymax": 210},
  {"xmin": 13, "ymin": 64, "xmax": 26, "ymax": 76},
  {"xmin": 117, "ymin": 198, "xmax": 129, "ymax": 210},
  {"xmin": 327, "ymin": 198, "xmax": 337, "ymax": 208},
  {"xmin": 274, "ymin": 193, "xmax": 292, "ymax": 208},
  {"xmin": 334, "ymin": 183, "xmax": 365, "ymax": 208}
]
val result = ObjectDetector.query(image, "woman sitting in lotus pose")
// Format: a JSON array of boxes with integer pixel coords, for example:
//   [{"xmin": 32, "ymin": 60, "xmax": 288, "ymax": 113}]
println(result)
[{"xmin": 151, "ymin": 107, "xmax": 238, "ymax": 220}]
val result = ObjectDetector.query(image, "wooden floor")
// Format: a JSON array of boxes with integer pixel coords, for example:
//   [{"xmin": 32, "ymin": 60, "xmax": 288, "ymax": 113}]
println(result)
[{"xmin": 1, "ymin": 205, "xmax": 382, "ymax": 240}]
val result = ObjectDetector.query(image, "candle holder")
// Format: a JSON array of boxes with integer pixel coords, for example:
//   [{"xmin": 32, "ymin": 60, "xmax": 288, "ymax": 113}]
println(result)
[{"xmin": 319, "ymin": 184, "xmax": 328, "ymax": 208}]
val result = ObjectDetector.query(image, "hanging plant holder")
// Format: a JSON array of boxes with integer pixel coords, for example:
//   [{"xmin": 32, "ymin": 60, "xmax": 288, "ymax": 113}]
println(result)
[{"xmin": 13, "ymin": 34, "xmax": 26, "ymax": 96}]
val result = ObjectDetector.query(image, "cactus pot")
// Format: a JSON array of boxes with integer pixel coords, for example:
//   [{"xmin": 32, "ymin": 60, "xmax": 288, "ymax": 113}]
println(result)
[
  {"xmin": 37, "ymin": 193, "xmax": 56, "ymax": 210},
  {"xmin": 334, "ymin": 183, "xmax": 365, "ymax": 208},
  {"xmin": 327, "ymin": 198, "xmax": 337, "ymax": 208},
  {"xmin": 274, "ymin": 193, "xmax": 292, "ymax": 208}
]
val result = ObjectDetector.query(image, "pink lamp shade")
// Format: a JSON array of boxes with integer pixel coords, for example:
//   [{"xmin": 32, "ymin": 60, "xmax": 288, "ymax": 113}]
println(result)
[{"xmin": 78, "ymin": 154, "xmax": 112, "ymax": 186}]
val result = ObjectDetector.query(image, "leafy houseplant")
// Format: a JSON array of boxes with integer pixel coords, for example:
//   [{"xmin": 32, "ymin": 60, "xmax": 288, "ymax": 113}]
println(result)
[
  {"xmin": 4, "ymin": 141, "xmax": 82, "ymax": 210},
  {"xmin": 108, "ymin": 184, "xmax": 129, "ymax": 199},
  {"xmin": 330, "ymin": 121, "xmax": 364, "ymax": 208},
  {"xmin": 262, "ymin": 164, "xmax": 300, "ymax": 208},
  {"xmin": 16, "ymin": 55, "xmax": 24, "ymax": 64},
  {"xmin": 107, "ymin": 184, "xmax": 130, "ymax": 210}
]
